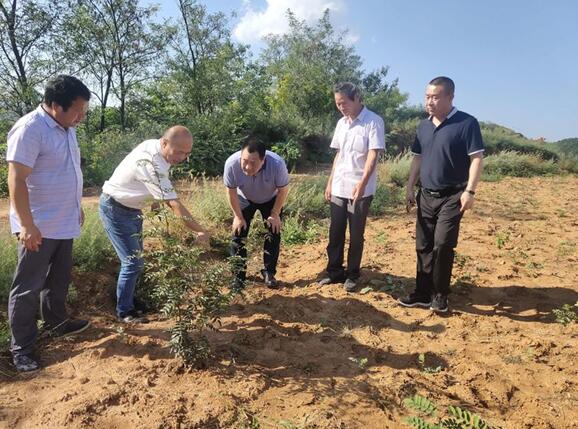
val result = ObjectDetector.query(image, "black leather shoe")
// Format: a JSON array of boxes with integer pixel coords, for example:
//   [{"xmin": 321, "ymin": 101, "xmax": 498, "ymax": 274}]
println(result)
[
  {"xmin": 47, "ymin": 318, "xmax": 91, "ymax": 337},
  {"xmin": 261, "ymin": 269, "xmax": 279, "ymax": 289}
]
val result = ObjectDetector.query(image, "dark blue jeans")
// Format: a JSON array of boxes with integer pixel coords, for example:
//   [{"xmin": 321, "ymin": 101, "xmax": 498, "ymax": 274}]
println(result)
[{"xmin": 99, "ymin": 194, "xmax": 144, "ymax": 317}]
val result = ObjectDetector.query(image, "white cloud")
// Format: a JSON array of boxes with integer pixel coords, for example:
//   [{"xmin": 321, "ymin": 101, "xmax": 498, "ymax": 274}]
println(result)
[{"xmin": 233, "ymin": 0, "xmax": 348, "ymax": 44}]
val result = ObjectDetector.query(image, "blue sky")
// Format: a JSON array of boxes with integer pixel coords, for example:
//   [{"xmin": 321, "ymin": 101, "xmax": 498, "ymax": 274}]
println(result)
[{"xmin": 156, "ymin": 0, "xmax": 578, "ymax": 142}]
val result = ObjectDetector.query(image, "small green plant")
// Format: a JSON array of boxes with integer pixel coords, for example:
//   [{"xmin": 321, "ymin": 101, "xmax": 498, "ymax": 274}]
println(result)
[
  {"xmin": 281, "ymin": 213, "xmax": 321, "ymax": 245},
  {"xmin": 552, "ymin": 303, "xmax": 578, "ymax": 326},
  {"xmin": 495, "ymin": 231, "xmax": 510, "ymax": 249},
  {"xmin": 67, "ymin": 284, "xmax": 78, "ymax": 305},
  {"xmin": 349, "ymin": 356, "xmax": 368, "ymax": 370},
  {"xmin": 141, "ymin": 208, "xmax": 232, "ymax": 368},
  {"xmin": 418, "ymin": 353, "xmax": 442, "ymax": 374},
  {"xmin": 557, "ymin": 240, "xmax": 576, "ymax": 258},
  {"xmin": 403, "ymin": 394, "xmax": 492, "ymax": 429},
  {"xmin": 0, "ymin": 319, "xmax": 10, "ymax": 351}
]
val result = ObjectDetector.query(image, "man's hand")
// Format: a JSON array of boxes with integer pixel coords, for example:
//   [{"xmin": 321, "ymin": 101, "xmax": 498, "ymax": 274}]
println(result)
[
  {"xmin": 352, "ymin": 181, "xmax": 366, "ymax": 203},
  {"xmin": 232, "ymin": 215, "xmax": 247, "ymax": 235},
  {"xmin": 266, "ymin": 213, "xmax": 282, "ymax": 234},
  {"xmin": 196, "ymin": 231, "xmax": 211, "ymax": 248},
  {"xmin": 460, "ymin": 191, "xmax": 475, "ymax": 213},
  {"xmin": 20, "ymin": 223, "xmax": 42, "ymax": 252},
  {"xmin": 80, "ymin": 207, "xmax": 85, "ymax": 227},
  {"xmin": 406, "ymin": 188, "xmax": 416, "ymax": 213},
  {"xmin": 324, "ymin": 182, "xmax": 332, "ymax": 202}
]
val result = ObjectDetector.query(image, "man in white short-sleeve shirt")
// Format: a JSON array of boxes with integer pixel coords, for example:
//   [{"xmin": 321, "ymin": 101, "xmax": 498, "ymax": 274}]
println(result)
[
  {"xmin": 320, "ymin": 82, "xmax": 385, "ymax": 292},
  {"xmin": 99, "ymin": 126, "xmax": 209, "ymax": 323},
  {"xmin": 6, "ymin": 75, "xmax": 92, "ymax": 373}
]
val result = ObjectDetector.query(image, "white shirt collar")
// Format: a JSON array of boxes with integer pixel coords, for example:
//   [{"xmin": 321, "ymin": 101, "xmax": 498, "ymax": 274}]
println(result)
[{"xmin": 429, "ymin": 106, "xmax": 457, "ymax": 122}]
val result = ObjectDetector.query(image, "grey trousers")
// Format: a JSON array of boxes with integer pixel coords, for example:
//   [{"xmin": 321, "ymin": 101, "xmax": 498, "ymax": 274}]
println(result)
[
  {"xmin": 8, "ymin": 238, "xmax": 73, "ymax": 357},
  {"xmin": 326, "ymin": 195, "xmax": 373, "ymax": 281}
]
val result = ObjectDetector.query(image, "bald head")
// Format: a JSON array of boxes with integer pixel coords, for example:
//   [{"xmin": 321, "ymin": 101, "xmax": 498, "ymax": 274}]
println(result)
[
  {"xmin": 160, "ymin": 125, "xmax": 193, "ymax": 165},
  {"xmin": 163, "ymin": 125, "xmax": 192, "ymax": 142}
]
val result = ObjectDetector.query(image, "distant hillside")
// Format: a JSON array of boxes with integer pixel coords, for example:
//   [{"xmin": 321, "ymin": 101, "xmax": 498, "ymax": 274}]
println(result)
[
  {"xmin": 553, "ymin": 138, "xmax": 578, "ymax": 156},
  {"xmin": 480, "ymin": 122, "xmax": 559, "ymax": 161}
]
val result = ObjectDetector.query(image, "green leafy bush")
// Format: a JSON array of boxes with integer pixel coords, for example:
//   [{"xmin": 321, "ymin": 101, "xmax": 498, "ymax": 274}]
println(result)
[
  {"xmin": 140, "ymin": 209, "xmax": 232, "ymax": 368},
  {"xmin": 0, "ymin": 162, "xmax": 8, "ymax": 198},
  {"xmin": 380, "ymin": 152, "xmax": 413, "ymax": 187},
  {"xmin": 483, "ymin": 151, "xmax": 559, "ymax": 179},
  {"xmin": 281, "ymin": 213, "xmax": 321, "ymax": 245},
  {"xmin": 72, "ymin": 207, "xmax": 115, "ymax": 271},
  {"xmin": 272, "ymin": 138, "xmax": 302, "ymax": 172},
  {"xmin": 0, "ymin": 231, "xmax": 18, "ymax": 303},
  {"xmin": 285, "ymin": 176, "xmax": 329, "ymax": 219}
]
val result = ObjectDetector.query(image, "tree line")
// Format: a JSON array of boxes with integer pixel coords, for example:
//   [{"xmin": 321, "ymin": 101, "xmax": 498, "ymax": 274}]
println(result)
[{"xmin": 0, "ymin": 0, "xmax": 424, "ymax": 182}]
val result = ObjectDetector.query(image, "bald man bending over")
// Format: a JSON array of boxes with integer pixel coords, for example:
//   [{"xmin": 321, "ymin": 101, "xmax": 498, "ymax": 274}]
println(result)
[{"xmin": 99, "ymin": 126, "xmax": 210, "ymax": 323}]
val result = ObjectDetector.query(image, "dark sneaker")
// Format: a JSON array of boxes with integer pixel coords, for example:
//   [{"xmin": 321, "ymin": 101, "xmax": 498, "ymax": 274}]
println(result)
[
  {"xmin": 318, "ymin": 275, "xmax": 345, "ymax": 286},
  {"xmin": 13, "ymin": 354, "xmax": 40, "ymax": 373},
  {"xmin": 397, "ymin": 293, "xmax": 432, "ymax": 308},
  {"xmin": 344, "ymin": 278, "xmax": 357, "ymax": 292},
  {"xmin": 48, "ymin": 319, "xmax": 91, "ymax": 337},
  {"xmin": 261, "ymin": 269, "xmax": 279, "ymax": 289},
  {"xmin": 118, "ymin": 310, "xmax": 149, "ymax": 324},
  {"xmin": 430, "ymin": 294, "xmax": 449, "ymax": 313}
]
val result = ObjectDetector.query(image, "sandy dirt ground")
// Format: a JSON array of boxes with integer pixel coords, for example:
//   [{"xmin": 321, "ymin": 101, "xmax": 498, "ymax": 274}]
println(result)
[{"xmin": 0, "ymin": 176, "xmax": 577, "ymax": 429}]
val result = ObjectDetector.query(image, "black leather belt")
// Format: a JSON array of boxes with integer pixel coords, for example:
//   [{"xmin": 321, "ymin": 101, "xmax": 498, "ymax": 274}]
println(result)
[
  {"xmin": 102, "ymin": 193, "xmax": 141, "ymax": 212},
  {"xmin": 422, "ymin": 186, "xmax": 466, "ymax": 198}
]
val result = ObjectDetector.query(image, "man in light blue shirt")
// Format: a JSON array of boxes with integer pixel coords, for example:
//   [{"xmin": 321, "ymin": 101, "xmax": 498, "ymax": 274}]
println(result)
[
  {"xmin": 224, "ymin": 136, "xmax": 290, "ymax": 290},
  {"xmin": 6, "ymin": 75, "xmax": 91, "ymax": 372}
]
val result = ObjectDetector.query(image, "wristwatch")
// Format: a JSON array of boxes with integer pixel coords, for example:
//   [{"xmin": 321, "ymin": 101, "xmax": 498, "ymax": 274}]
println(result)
[{"xmin": 465, "ymin": 189, "xmax": 476, "ymax": 196}]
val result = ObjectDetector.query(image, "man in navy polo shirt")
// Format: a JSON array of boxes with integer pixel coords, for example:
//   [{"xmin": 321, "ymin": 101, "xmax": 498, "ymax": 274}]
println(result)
[
  {"xmin": 224, "ymin": 136, "xmax": 290, "ymax": 290},
  {"xmin": 399, "ymin": 76, "xmax": 484, "ymax": 313}
]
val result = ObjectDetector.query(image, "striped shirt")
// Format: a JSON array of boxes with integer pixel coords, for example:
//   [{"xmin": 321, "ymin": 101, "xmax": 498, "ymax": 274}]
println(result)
[{"xmin": 6, "ymin": 106, "xmax": 83, "ymax": 239}]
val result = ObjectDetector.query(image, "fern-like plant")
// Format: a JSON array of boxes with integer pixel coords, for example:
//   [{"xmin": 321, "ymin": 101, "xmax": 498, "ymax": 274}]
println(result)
[{"xmin": 403, "ymin": 394, "xmax": 492, "ymax": 429}]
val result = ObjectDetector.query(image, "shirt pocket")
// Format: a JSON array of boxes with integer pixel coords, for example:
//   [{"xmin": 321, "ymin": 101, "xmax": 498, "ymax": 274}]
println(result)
[
  {"xmin": 351, "ymin": 133, "xmax": 367, "ymax": 153},
  {"xmin": 39, "ymin": 136, "xmax": 69, "ymax": 169}
]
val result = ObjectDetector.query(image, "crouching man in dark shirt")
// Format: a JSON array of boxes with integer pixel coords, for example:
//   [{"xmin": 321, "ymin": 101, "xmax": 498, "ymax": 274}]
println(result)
[{"xmin": 399, "ymin": 76, "xmax": 484, "ymax": 313}]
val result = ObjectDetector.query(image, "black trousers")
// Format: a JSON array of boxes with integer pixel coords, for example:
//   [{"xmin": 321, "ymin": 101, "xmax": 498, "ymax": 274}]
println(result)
[
  {"xmin": 326, "ymin": 195, "xmax": 373, "ymax": 281},
  {"xmin": 415, "ymin": 189, "xmax": 464, "ymax": 296},
  {"xmin": 230, "ymin": 197, "xmax": 281, "ymax": 281}
]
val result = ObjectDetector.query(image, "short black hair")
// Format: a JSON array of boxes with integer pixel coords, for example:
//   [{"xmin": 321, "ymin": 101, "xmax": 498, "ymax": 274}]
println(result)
[
  {"xmin": 43, "ymin": 75, "xmax": 91, "ymax": 111},
  {"xmin": 241, "ymin": 135, "xmax": 266, "ymax": 159},
  {"xmin": 429, "ymin": 76, "xmax": 455, "ymax": 96},
  {"xmin": 333, "ymin": 82, "xmax": 362, "ymax": 101}
]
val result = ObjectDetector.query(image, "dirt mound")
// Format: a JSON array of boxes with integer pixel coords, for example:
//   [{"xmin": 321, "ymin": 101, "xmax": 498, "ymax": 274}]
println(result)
[{"xmin": 1, "ymin": 176, "xmax": 577, "ymax": 429}]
